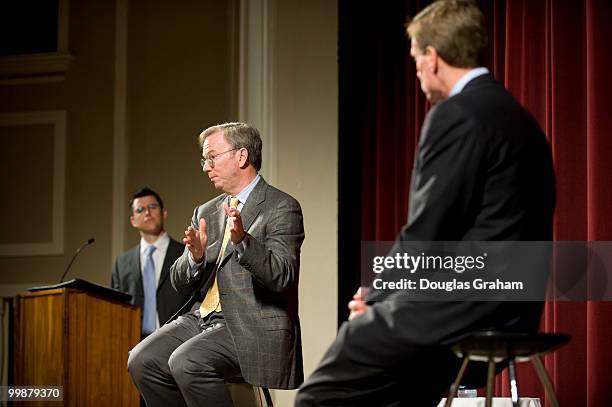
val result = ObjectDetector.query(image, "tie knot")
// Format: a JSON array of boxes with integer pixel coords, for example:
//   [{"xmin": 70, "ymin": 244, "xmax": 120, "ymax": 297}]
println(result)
[
  {"xmin": 147, "ymin": 245, "xmax": 156, "ymax": 256},
  {"xmin": 230, "ymin": 197, "xmax": 239, "ymax": 209}
]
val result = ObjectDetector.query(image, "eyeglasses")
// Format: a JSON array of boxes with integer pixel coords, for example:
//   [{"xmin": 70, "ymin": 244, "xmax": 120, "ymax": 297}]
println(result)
[
  {"xmin": 134, "ymin": 203, "xmax": 159, "ymax": 214},
  {"xmin": 200, "ymin": 148, "xmax": 239, "ymax": 169}
]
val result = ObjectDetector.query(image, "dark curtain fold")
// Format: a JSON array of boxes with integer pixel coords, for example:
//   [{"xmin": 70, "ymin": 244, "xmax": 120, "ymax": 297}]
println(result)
[{"xmin": 338, "ymin": 0, "xmax": 612, "ymax": 405}]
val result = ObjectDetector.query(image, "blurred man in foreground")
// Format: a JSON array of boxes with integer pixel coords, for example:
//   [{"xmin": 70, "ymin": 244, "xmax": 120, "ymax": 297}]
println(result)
[{"xmin": 296, "ymin": 1, "xmax": 555, "ymax": 405}]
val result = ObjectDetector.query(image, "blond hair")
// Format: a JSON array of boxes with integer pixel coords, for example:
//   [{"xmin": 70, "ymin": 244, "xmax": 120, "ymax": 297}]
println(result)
[{"xmin": 407, "ymin": 0, "xmax": 487, "ymax": 68}]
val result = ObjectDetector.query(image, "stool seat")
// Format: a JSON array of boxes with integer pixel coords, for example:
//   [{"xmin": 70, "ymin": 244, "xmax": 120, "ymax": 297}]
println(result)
[
  {"xmin": 445, "ymin": 331, "xmax": 570, "ymax": 407},
  {"xmin": 452, "ymin": 331, "xmax": 571, "ymax": 362}
]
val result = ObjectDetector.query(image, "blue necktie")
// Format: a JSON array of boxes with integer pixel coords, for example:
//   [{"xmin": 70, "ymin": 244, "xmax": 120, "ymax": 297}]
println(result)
[{"xmin": 142, "ymin": 245, "xmax": 157, "ymax": 335}]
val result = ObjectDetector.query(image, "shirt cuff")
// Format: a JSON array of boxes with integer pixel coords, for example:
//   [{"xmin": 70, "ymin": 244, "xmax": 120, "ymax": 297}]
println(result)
[
  {"xmin": 188, "ymin": 251, "xmax": 204, "ymax": 275},
  {"xmin": 233, "ymin": 235, "xmax": 249, "ymax": 257}
]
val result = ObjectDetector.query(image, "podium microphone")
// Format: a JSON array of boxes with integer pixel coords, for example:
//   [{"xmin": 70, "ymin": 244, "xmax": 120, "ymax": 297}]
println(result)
[{"xmin": 60, "ymin": 238, "xmax": 95, "ymax": 283}]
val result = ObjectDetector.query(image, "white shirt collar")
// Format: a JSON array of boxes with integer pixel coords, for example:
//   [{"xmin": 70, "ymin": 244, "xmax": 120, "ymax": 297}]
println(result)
[
  {"xmin": 140, "ymin": 232, "xmax": 170, "ymax": 254},
  {"xmin": 233, "ymin": 174, "xmax": 261, "ymax": 208},
  {"xmin": 449, "ymin": 67, "xmax": 489, "ymax": 97}
]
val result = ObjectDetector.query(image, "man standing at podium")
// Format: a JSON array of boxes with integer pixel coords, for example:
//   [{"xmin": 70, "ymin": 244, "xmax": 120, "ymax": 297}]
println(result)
[
  {"xmin": 112, "ymin": 187, "xmax": 188, "ymax": 338},
  {"xmin": 127, "ymin": 122, "xmax": 305, "ymax": 406}
]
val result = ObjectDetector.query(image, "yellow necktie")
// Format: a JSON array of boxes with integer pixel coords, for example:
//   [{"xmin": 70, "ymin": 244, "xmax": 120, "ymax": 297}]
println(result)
[{"xmin": 200, "ymin": 197, "xmax": 239, "ymax": 317}]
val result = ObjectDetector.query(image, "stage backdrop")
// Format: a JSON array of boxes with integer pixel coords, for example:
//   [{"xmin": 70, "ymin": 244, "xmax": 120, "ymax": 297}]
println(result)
[{"xmin": 338, "ymin": 1, "xmax": 612, "ymax": 406}]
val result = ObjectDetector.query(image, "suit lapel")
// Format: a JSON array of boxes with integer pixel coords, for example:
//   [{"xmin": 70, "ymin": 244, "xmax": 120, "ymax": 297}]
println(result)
[
  {"xmin": 418, "ymin": 105, "xmax": 437, "ymax": 147},
  {"xmin": 157, "ymin": 239, "xmax": 177, "ymax": 292},
  {"xmin": 240, "ymin": 178, "xmax": 266, "ymax": 233},
  {"xmin": 131, "ymin": 245, "xmax": 144, "ymax": 299}
]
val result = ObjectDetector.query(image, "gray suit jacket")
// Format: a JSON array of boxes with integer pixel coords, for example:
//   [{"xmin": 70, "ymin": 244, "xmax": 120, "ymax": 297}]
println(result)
[
  {"xmin": 171, "ymin": 177, "xmax": 305, "ymax": 389},
  {"xmin": 112, "ymin": 238, "xmax": 189, "ymax": 327}
]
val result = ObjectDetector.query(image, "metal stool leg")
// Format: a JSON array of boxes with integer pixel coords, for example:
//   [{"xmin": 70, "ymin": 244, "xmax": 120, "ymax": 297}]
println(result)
[
  {"xmin": 485, "ymin": 359, "xmax": 495, "ymax": 407},
  {"xmin": 532, "ymin": 355, "xmax": 559, "ymax": 407},
  {"xmin": 445, "ymin": 357, "xmax": 470, "ymax": 407},
  {"xmin": 508, "ymin": 359, "xmax": 519, "ymax": 407},
  {"xmin": 251, "ymin": 386, "xmax": 273, "ymax": 407},
  {"xmin": 261, "ymin": 387, "xmax": 273, "ymax": 407}
]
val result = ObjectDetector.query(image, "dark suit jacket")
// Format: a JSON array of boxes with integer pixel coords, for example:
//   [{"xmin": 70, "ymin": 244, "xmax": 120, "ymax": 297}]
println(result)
[
  {"xmin": 112, "ymin": 237, "xmax": 189, "ymax": 327},
  {"xmin": 350, "ymin": 73, "xmax": 556, "ymax": 366},
  {"xmin": 171, "ymin": 177, "xmax": 305, "ymax": 389}
]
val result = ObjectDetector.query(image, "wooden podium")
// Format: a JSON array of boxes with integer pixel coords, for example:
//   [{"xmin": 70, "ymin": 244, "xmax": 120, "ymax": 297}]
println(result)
[{"xmin": 13, "ymin": 280, "xmax": 141, "ymax": 406}]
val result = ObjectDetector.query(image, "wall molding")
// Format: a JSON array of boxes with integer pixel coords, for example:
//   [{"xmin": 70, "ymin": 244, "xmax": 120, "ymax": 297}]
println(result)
[
  {"xmin": 0, "ymin": 0, "xmax": 73, "ymax": 85},
  {"xmin": 238, "ymin": 0, "xmax": 277, "ymax": 185},
  {"xmin": 0, "ymin": 111, "xmax": 66, "ymax": 257},
  {"xmin": 0, "ymin": 52, "xmax": 73, "ymax": 80},
  {"xmin": 111, "ymin": 0, "xmax": 129, "ymax": 266},
  {"xmin": 0, "ymin": 284, "xmax": 36, "ymax": 298}
]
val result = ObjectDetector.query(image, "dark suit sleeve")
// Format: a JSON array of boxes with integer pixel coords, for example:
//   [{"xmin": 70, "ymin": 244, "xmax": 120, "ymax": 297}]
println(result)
[
  {"xmin": 238, "ymin": 196, "xmax": 304, "ymax": 293},
  {"xmin": 111, "ymin": 259, "xmax": 120, "ymax": 290}
]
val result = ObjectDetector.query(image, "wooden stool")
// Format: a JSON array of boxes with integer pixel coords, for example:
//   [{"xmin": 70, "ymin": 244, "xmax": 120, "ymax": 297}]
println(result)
[{"xmin": 444, "ymin": 331, "xmax": 570, "ymax": 407}]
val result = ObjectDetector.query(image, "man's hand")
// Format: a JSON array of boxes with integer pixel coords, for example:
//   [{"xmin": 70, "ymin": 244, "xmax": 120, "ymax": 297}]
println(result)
[
  {"xmin": 184, "ymin": 218, "xmax": 208, "ymax": 263},
  {"xmin": 224, "ymin": 202, "xmax": 246, "ymax": 244},
  {"xmin": 348, "ymin": 287, "xmax": 368, "ymax": 320}
]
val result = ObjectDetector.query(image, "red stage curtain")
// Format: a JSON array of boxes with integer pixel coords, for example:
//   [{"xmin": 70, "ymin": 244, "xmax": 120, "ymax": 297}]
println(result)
[{"xmin": 341, "ymin": 0, "xmax": 612, "ymax": 405}]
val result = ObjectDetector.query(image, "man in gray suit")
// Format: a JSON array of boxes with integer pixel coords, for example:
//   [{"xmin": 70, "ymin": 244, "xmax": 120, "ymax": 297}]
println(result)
[
  {"xmin": 112, "ymin": 187, "xmax": 189, "ymax": 338},
  {"xmin": 128, "ymin": 122, "xmax": 305, "ymax": 406}
]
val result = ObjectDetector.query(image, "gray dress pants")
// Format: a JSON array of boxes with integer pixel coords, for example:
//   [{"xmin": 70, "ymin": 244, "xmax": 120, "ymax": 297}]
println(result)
[{"xmin": 128, "ymin": 312, "xmax": 241, "ymax": 407}]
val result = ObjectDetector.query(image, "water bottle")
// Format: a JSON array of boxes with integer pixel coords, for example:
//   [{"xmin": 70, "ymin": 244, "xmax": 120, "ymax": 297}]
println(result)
[{"xmin": 457, "ymin": 385, "xmax": 477, "ymax": 398}]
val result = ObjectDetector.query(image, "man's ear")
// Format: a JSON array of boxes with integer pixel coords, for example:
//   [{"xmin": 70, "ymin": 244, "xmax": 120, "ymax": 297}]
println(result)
[
  {"xmin": 129, "ymin": 215, "xmax": 136, "ymax": 228},
  {"xmin": 425, "ymin": 45, "xmax": 438, "ymax": 74},
  {"xmin": 162, "ymin": 208, "xmax": 168, "ymax": 222},
  {"xmin": 239, "ymin": 148, "xmax": 250, "ymax": 169}
]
